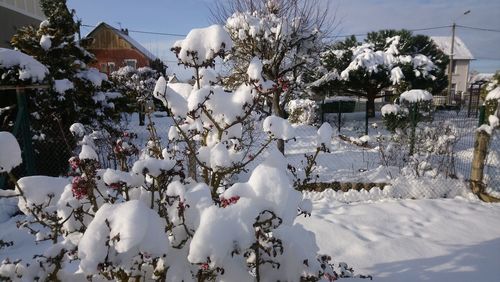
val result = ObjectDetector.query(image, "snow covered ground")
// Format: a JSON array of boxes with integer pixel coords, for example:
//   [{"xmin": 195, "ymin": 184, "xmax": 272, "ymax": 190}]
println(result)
[
  {"xmin": 299, "ymin": 194, "xmax": 500, "ymax": 282},
  {"xmin": 2, "ymin": 110, "xmax": 499, "ymax": 281},
  {"xmin": 1, "ymin": 191, "xmax": 499, "ymax": 281}
]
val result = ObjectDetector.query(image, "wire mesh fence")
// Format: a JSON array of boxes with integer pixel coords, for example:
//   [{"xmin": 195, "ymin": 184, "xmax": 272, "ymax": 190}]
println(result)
[
  {"xmin": 316, "ymin": 106, "xmax": 500, "ymax": 197},
  {"xmin": 485, "ymin": 133, "xmax": 500, "ymax": 193},
  {"xmin": 3, "ymin": 105, "xmax": 499, "ymax": 198}
]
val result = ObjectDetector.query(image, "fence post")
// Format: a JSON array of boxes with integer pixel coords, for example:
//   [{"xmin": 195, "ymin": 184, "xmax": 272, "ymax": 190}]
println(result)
[
  {"xmin": 409, "ymin": 103, "xmax": 418, "ymax": 156},
  {"xmin": 470, "ymin": 103, "xmax": 500, "ymax": 202},
  {"xmin": 478, "ymin": 105, "xmax": 486, "ymax": 126},
  {"xmin": 338, "ymin": 100, "xmax": 341, "ymax": 133},
  {"xmin": 13, "ymin": 88, "xmax": 36, "ymax": 176},
  {"xmin": 470, "ymin": 130, "xmax": 491, "ymax": 197}
]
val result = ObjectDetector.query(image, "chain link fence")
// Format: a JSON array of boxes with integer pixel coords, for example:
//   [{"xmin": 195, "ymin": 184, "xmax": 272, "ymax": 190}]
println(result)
[
  {"xmin": 3, "ymin": 103, "xmax": 499, "ymax": 199},
  {"xmin": 485, "ymin": 133, "xmax": 500, "ymax": 194}
]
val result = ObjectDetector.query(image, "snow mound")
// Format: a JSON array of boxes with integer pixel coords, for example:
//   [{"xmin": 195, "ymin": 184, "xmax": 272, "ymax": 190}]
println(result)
[
  {"xmin": 381, "ymin": 104, "xmax": 401, "ymax": 116},
  {"xmin": 79, "ymin": 144, "xmax": 98, "ymax": 161},
  {"xmin": 400, "ymin": 89, "xmax": 433, "ymax": 103},
  {"xmin": 153, "ymin": 77, "xmax": 191, "ymax": 118},
  {"xmin": 0, "ymin": 48, "xmax": 48, "ymax": 82},
  {"xmin": 54, "ymin": 79, "xmax": 74, "ymax": 94},
  {"xmin": 39, "ymin": 35, "xmax": 52, "ymax": 51},
  {"xmin": 247, "ymin": 56, "xmax": 263, "ymax": 81},
  {"xmin": 78, "ymin": 200, "xmax": 169, "ymax": 274},
  {"xmin": 132, "ymin": 157, "xmax": 176, "ymax": 177},
  {"xmin": 69, "ymin": 123, "xmax": 85, "ymax": 137},
  {"xmin": 189, "ymin": 151, "xmax": 303, "ymax": 263},
  {"xmin": 17, "ymin": 176, "xmax": 69, "ymax": 216},
  {"xmin": 102, "ymin": 168, "xmax": 144, "ymax": 187},
  {"xmin": 76, "ymin": 68, "xmax": 107, "ymax": 87},
  {"xmin": 173, "ymin": 25, "xmax": 233, "ymax": 65},
  {"xmin": 0, "ymin": 132, "xmax": 22, "ymax": 173},
  {"xmin": 317, "ymin": 122, "xmax": 333, "ymax": 149},
  {"xmin": 263, "ymin": 115, "xmax": 295, "ymax": 140}
]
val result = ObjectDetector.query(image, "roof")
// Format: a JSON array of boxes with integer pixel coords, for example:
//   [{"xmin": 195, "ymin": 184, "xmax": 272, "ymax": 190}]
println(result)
[
  {"xmin": 86, "ymin": 22, "xmax": 158, "ymax": 61},
  {"xmin": 470, "ymin": 72, "xmax": 494, "ymax": 83},
  {"xmin": 430, "ymin": 36, "xmax": 474, "ymax": 60}
]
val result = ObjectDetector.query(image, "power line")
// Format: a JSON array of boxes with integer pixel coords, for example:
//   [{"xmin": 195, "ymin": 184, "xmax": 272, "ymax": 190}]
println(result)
[
  {"xmin": 456, "ymin": 25, "xmax": 500, "ymax": 33},
  {"xmin": 81, "ymin": 24, "xmax": 186, "ymax": 37},
  {"xmin": 82, "ymin": 23, "xmax": 455, "ymax": 39},
  {"xmin": 81, "ymin": 22, "xmax": 500, "ymax": 40},
  {"xmin": 474, "ymin": 57, "xmax": 500, "ymax": 61},
  {"xmin": 328, "ymin": 25, "xmax": 453, "ymax": 38}
]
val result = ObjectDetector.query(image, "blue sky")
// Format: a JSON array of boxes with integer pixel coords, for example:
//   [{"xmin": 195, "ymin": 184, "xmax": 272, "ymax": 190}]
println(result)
[{"xmin": 67, "ymin": 0, "xmax": 500, "ymax": 77}]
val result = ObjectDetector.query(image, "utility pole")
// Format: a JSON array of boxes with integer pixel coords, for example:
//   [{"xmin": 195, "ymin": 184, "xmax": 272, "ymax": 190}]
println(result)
[
  {"xmin": 447, "ymin": 10, "xmax": 470, "ymax": 100},
  {"xmin": 447, "ymin": 23, "xmax": 456, "ymax": 99}
]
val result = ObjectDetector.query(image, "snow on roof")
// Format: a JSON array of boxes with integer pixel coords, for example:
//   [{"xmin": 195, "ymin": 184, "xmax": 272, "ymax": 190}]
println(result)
[
  {"xmin": 430, "ymin": 36, "xmax": 474, "ymax": 60},
  {"xmin": 486, "ymin": 87, "xmax": 500, "ymax": 101},
  {"xmin": 470, "ymin": 72, "xmax": 494, "ymax": 83},
  {"xmin": 86, "ymin": 23, "xmax": 158, "ymax": 61}
]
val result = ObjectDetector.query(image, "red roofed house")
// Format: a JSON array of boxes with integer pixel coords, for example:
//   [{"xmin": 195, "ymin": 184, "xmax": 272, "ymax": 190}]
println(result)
[{"xmin": 85, "ymin": 22, "xmax": 157, "ymax": 74}]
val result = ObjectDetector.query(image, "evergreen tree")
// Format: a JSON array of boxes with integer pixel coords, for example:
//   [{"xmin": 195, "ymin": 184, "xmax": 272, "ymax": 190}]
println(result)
[
  {"xmin": 10, "ymin": 0, "xmax": 124, "ymax": 176},
  {"xmin": 313, "ymin": 30, "xmax": 448, "ymax": 124}
]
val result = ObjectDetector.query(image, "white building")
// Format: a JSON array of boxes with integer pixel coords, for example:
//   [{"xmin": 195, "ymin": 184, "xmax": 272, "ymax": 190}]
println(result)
[
  {"xmin": 0, "ymin": 0, "xmax": 45, "ymax": 48},
  {"xmin": 431, "ymin": 36, "xmax": 474, "ymax": 97}
]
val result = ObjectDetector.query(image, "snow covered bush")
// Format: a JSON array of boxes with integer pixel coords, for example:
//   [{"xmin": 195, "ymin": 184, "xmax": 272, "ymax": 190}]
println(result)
[
  {"xmin": 378, "ymin": 89, "xmax": 463, "ymax": 177},
  {"xmin": 222, "ymin": 1, "xmax": 330, "ymax": 153},
  {"xmin": 111, "ymin": 66, "xmax": 161, "ymax": 125},
  {"xmin": 0, "ymin": 18, "xmax": 355, "ymax": 281},
  {"xmin": 286, "ymin": 99, "xmax": 318, "ymax": 125},
  {"xmin": 381, "ymin": 89, "xmax": 433, "ymax": 148},
  {"xmin": 381, "ymin": 103, "xmax": 407, "ymax": 133}
]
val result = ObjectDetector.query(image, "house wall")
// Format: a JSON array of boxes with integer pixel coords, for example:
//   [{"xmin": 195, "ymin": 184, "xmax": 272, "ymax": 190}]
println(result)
[
  {"xmin": 87, "ymin": 26, "xmax": 150, "ymax": 74},
  {"xmin": 89, "ymin": 49, "xmax": 150, "ymax": 73},
  {"xmin": 0, "ymin": 0, "xmax": 44, "ymax": 48},
  {"xmin": 445, "ymin": 59, "xmax": 470, "ymax": 97}
]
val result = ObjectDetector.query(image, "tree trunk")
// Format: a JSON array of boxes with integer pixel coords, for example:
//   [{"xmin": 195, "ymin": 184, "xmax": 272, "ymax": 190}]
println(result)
[
  {"xmin": 366, "ymin": 93, "xmax": 376, "ymax": 118},
  {"xmin": 273, "ymin": 91, "xmax": 285, "ymax": 154}
]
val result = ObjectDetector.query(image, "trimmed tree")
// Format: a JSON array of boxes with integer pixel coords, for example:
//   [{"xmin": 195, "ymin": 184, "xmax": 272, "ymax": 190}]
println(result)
[
  {"xmin": 212, "ymin": 0, "xmax": 334, "ymax": 153},
  {"xmin": 312, "ymin": 30, "xmax": 447, "ymax": 133}
]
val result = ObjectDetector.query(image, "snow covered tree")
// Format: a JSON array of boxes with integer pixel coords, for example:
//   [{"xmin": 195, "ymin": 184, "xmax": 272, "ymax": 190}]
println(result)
[
  {"xmin": 313, "ymin": 30, "xmax": 447, "ymax": 124},
  {"xmin": 10, "ymin": 0, "xmax": 124, "ymax": 175},
  {"xmin": 0, "ymin": 21, "xmax": 366, "ymax": 282},
  {"xmin": 480, "ymin": 71, "xmax": 500, "ymax": 101},
  {"xmin": 211, "ymin": 0, "xmax": 335, "ymax": 153},
  {"xmin": 111, "ymin": 66, "xmax": 160, "ymax": 125}
]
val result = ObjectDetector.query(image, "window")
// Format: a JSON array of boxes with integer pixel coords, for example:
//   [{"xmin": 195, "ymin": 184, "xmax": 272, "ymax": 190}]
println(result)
[
  {"xmin": 100, "ymin": 63, "xmax": 107, "ymax": 73},
  {"xmin": 107, "ymin": 62, "xmax": 116, "ymax": 73},
  {"xmin": 124, "ymin": 59, "xmax": 137, "ymax": 69},
  {"xmin": 452, "ymin": 60, "xmax": 457, "ymax": 74}
]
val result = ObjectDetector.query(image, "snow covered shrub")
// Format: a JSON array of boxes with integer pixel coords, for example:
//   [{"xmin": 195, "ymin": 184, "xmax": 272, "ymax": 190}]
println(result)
[
  {"xmin": 111, "ymin": 66, "xmax": 161, "ymax": 125},
  {"xmin": 223, "ymin": 2, "xmax": 328, "ymax": 153},
  {"xmin": 0, "ymin": 20, "xmax": 353, "ymax": 281},
  {"xmin": 381, "ymin": 90, "xmax": 432, "ymax": 132},
  {"xmin": 381, "ymin": 103, "xmax": 408, "ymax": 132},
  {"xmin": 286, "ymin": 99, "xmax": 318, "ymax": 125},
  {"xmin": 289, "ymin": 123, "xmax": 334, "ymax": 189},
  {"xmin": 378, "ymin": 119, "xmax": 460, "ymax": 178}
]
